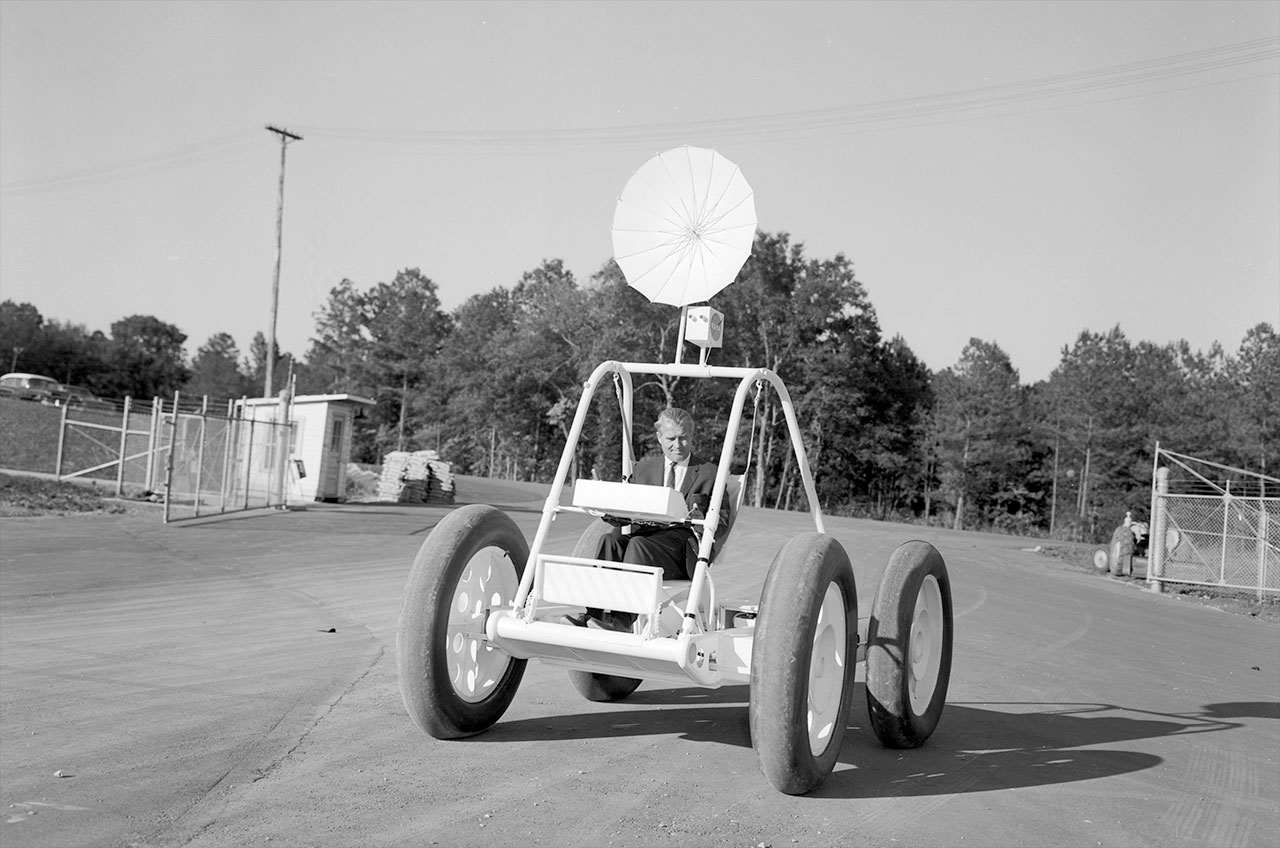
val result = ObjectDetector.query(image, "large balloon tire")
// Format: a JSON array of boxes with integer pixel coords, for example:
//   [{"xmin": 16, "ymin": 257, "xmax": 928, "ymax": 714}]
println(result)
[
  {"xmin": 865, "ymin": 541, "xmax": 953, "ymax": 749},
  {"xmin": 1108, "ymin": 526, "xmax": 1135, "ymax": 576},
  {"xmin": 749, "ymin": 533, "xmax": 858, "ymax": 795},
  {"xmin": 565, "ymin": 518, "xmax": 643, "ymax": 702},
  {"xmin": 397, "ymin": 504, "xmax": 528, "ymax": 738}
]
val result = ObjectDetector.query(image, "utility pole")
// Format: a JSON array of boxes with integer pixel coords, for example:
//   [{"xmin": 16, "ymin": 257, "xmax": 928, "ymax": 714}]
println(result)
[{"xmin": 264, "ymin": 125, "xmax": 302, "ymax": 398}]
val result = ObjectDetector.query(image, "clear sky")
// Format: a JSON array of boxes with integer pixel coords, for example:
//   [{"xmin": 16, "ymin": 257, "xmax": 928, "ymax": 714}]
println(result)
[{"xmin": 2, "ymin": 0, "xmax": 1277, "ymax": 384}]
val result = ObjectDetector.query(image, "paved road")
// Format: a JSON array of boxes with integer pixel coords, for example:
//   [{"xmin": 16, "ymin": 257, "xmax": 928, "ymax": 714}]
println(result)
[{"xmin": 2, "ymin": 477, "xmax": 1277, "ymax": 848}]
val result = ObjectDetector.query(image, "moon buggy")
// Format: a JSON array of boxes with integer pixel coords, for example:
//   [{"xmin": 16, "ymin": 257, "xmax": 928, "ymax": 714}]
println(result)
[
  {"xmin": 395, "ymin": 350, "xmax": 954, "ymax": 794},
  {"xmin": 395, "ymin": 148, "xmax": 954, "ymax": 794}
]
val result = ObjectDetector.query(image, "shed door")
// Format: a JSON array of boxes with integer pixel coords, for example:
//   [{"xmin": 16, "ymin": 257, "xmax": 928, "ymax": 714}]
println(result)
[{"xmin": 318, "ymin": 411, "xmax": 347, "ymax": 499}]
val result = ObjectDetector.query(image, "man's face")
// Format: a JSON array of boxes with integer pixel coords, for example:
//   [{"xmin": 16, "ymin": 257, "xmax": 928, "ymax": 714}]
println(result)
[{"xmin": 656, "ymin": 421, "xmax": 692, "ymax": 464}]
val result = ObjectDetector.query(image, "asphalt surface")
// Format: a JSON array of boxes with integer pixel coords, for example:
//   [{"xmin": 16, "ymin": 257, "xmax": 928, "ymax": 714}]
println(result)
[{"xmin": 1, "ymin": 476, "xmax": 1277, "ymax": 848}]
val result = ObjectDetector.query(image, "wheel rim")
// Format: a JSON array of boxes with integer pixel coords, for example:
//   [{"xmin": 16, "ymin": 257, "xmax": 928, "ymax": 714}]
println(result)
[
  {"xmin": 906, "ymin": 574, "xmax": 944, "ymax": 715},
  {"xmin": 807, "ymin": 582, "xmax": 847, "ymax": 756},
  {"xmin": 447, "ymin": 546, "xmax": 519, "ymax": 703}
]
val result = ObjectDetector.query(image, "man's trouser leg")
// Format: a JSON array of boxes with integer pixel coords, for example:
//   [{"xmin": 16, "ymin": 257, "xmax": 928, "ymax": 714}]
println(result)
[{"xmin": 622, "ymin": 528, "xmax": 694, "ymax": 581}]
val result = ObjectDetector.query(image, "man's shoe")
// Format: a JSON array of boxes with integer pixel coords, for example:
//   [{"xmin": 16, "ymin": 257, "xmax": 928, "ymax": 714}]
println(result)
[
  {"xmin": 586, "ymin": 612, "xmax": 633, "ymax": 633},
  {"xmin": 560, "ymin": 612, "xmax": 591, "ymax": 627}
]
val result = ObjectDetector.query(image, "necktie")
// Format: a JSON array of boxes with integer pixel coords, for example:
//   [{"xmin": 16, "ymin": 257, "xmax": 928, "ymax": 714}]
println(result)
[{"xmin": 665, "ymin": 462, "xmax": 675, "ymax": 489}]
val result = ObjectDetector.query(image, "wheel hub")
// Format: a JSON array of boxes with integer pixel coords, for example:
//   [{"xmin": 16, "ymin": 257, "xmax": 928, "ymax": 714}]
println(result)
[
  {"xmin": 447, "ymin": 549, "xmax": 518, "ymax": 703},
  {"xmin": 906, "ymin": 574, "xmax": 943, "ymax": 715},
  {"xmin": 807, "ymin": 582, "xmax": 847, "ymax": 756}
]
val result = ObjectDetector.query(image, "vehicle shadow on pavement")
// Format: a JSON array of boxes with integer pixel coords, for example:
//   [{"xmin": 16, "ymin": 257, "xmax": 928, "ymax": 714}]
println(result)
[
  {"xmin": 818, "ymin": 697, "xmax": 1256, "ymax": 799},
  {"xmin": 474, "ymin": 691, "xmax": 1266, "ymax": 799}
]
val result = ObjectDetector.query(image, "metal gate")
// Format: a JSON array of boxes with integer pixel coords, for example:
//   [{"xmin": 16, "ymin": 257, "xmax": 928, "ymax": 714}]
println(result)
[
  {"xmin": 161, "ymin": 400, "xmax": 296, "ymax": 522},
  {"xmin": 1149, "ymin": 446, "xmax": 1279, "ymax": 597},
  {"xmin": 56, "ymin": 397, "xmax": 165, "ymax": 493}
]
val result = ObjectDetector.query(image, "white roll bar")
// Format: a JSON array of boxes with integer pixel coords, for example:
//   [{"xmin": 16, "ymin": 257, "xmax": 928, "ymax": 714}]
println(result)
[{"xmin": 510, "ymin": 360, "xmax": 825, "ymax": 630}]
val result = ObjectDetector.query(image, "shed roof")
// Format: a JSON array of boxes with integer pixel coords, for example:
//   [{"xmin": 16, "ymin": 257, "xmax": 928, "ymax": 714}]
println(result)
[
  {"xmin": 293, "ymin": 393, "xmax": 376, "ymax": 407},
  {"xmin": 240, "ymin": 393, "xmax": 376, "ymax": 408}
]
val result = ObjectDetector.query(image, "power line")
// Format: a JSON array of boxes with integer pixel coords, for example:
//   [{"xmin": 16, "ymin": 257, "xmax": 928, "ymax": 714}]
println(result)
[
  {"xmin": 298, "ymin": 37, "xmax": 1279, "ymax": 150},
  {"xmin": 0, "ymin": 129, "xmax": 263, "ymax": 198},
  {"xmin": 2, "ymin": 37, "xmax": 1275, "ymax": 196}
]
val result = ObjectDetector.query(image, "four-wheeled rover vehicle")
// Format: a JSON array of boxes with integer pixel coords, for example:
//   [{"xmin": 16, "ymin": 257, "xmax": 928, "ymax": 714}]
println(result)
[
  {"xmin": 396, "ymin": 146, "xmax": 953, "ymax": 794},
  {"xmin": 396, "ymin": 320, "xmax": 953, "ymax": 795}
]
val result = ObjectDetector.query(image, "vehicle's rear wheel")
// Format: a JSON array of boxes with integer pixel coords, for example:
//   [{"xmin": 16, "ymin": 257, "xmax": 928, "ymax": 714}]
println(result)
[
  {"xmin": 566, "ymin": 518, "xmax": 643, "ymax": 702},
  {"xmin": 865, "ymin": 540, "xmax": 953, "ymax": 749}
]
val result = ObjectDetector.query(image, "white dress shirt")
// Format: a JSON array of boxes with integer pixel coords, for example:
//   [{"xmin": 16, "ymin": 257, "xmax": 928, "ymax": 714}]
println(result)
[{"xmin": 665, "ymin": 457, "xmax": 690, "ymax": 490}]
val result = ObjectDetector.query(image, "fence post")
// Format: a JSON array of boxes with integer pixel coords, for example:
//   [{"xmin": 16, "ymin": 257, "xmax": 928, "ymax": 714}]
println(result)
[
  {"xmin": 1148, "ymin": 441, "xmax": 1161, "ymax": 557},
  {"xmin": 269, "ymin": 403, "xmax": 283, "ymax": 507},
  {"xmin": 115, "ymin": 396, "xmax": 132, "ymax": 496},
  {"xmin": 1220, "ymin": 480, "xmax": 1231, "ymax": 585},
  {"xmin": 1259, "ymin": 494, "xmax": 1268, "ymax": 601},
  {"xmin": 54, "ymin": 400, "xmax": 69, "ymax": 478},
  {"xmin": 163, "ymin": 393, "xmax": 178, "ymax": 524},
  {"xmin": 145, "ymin": 398, "xmax": 158, "ymax": 492},
  {"xmin": 243, "ymin": 416, "xmax": 255, "ymax": 510},
  {"xmin": 193, "ymin": 397, "xmax": 208, "ymax": 518},
  {"xmin": 1150, "ymin": 467, "xmax": 1168, "ymax": 594},
  {"xmin": 218, "ymin": 403, "xmax": 234, "ymax": 514}
]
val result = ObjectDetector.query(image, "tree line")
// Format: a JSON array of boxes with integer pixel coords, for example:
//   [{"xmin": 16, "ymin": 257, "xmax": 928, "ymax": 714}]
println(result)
[
  {"xmin": 3, "ymin": 230, "xmax": 1275, "ymax": 541},
  {"xmin": 0, "ymin": 301, "xmax": 276, "ymax": 403}
]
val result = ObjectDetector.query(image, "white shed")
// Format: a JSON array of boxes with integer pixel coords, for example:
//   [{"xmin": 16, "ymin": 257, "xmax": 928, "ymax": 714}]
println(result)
[
  {"xmin": 237, "ymin": 393, "xmax": 375, "ymax": 503},
  {"xmin": 288, "ymin": 394, "xmax": 375, "ymax": 502}
]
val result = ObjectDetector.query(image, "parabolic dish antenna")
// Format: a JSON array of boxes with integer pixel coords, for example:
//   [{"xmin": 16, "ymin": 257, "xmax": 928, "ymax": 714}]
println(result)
[{"xmin": 611, "ymin": 146, "xmax": 757, "ymax": 306}]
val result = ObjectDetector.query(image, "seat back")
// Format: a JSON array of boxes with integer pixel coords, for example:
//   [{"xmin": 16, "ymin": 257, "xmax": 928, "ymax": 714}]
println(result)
[
  {"xmin": 726, "ymin": 472, "xmax": 745, "ymax": 503},
  {"xmin": 720, "ymin": 472, "xmax": 747, "ymax": 540}
]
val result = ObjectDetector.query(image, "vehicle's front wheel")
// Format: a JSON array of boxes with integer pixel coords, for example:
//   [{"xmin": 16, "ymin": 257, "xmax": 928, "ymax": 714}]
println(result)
[
  {"xmin": 750, "ymin": 533, "xmax": 858, "ymax": 795},
  {"xmin": 397, "ymin": 504, "xmax": 528, "ymax": 738}
]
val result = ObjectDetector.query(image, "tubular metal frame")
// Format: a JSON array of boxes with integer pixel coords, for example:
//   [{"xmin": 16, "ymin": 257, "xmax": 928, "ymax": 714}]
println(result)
[{"xmin": 512, "ymin": 360, "xmax": 824, "ymax": 624}]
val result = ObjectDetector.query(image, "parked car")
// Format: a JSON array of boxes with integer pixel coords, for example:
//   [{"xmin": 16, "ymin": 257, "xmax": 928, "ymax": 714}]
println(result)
[
  {"xmin": 0, "ymin": 372, "xmax": 60, "ymax": 403},
  {"xmin": 48, "ymin": 383, "xmax": 107, "ymax": 409}
]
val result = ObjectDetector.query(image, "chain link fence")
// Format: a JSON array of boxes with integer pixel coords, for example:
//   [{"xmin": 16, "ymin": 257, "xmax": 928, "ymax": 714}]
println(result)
[
  {"xmin": 60, "ymin": 399, "xmax": 164, "ymax": 490},
  {"xmin": 159, "ymin": 405, "xmax": 295, "ymax": 522},
  {"xmin": 1, "ymin": 396, "xmax": 294, "ymax": 521},
  {"xmin": 0, "ymin": 398, "xmax": 64, "ymax": 475},
  {"xmin": 0, "ymin": 396, "xmax": 162, "ymax": 489},
  {"xmin": 1150, "ymin": 447, "xmax": 1278, "ymax": 597}
]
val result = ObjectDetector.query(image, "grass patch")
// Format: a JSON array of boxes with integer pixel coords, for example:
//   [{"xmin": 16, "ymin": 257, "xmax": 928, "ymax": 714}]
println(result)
[{"xmin": 0, "ymin": 473, "xmax": 129, "ymax": 517}]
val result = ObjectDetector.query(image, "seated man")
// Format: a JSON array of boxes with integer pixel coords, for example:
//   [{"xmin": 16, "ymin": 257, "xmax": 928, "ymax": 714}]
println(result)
[{"xmin": 564, "ymin": 406, "xmax": 730, "ymax": 632}]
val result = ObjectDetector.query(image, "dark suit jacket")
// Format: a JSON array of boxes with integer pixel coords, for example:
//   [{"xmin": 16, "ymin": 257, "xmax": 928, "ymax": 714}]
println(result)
[{"xmin": 629, "ymin": 453, "xmax": 731, "ymax": 557}]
